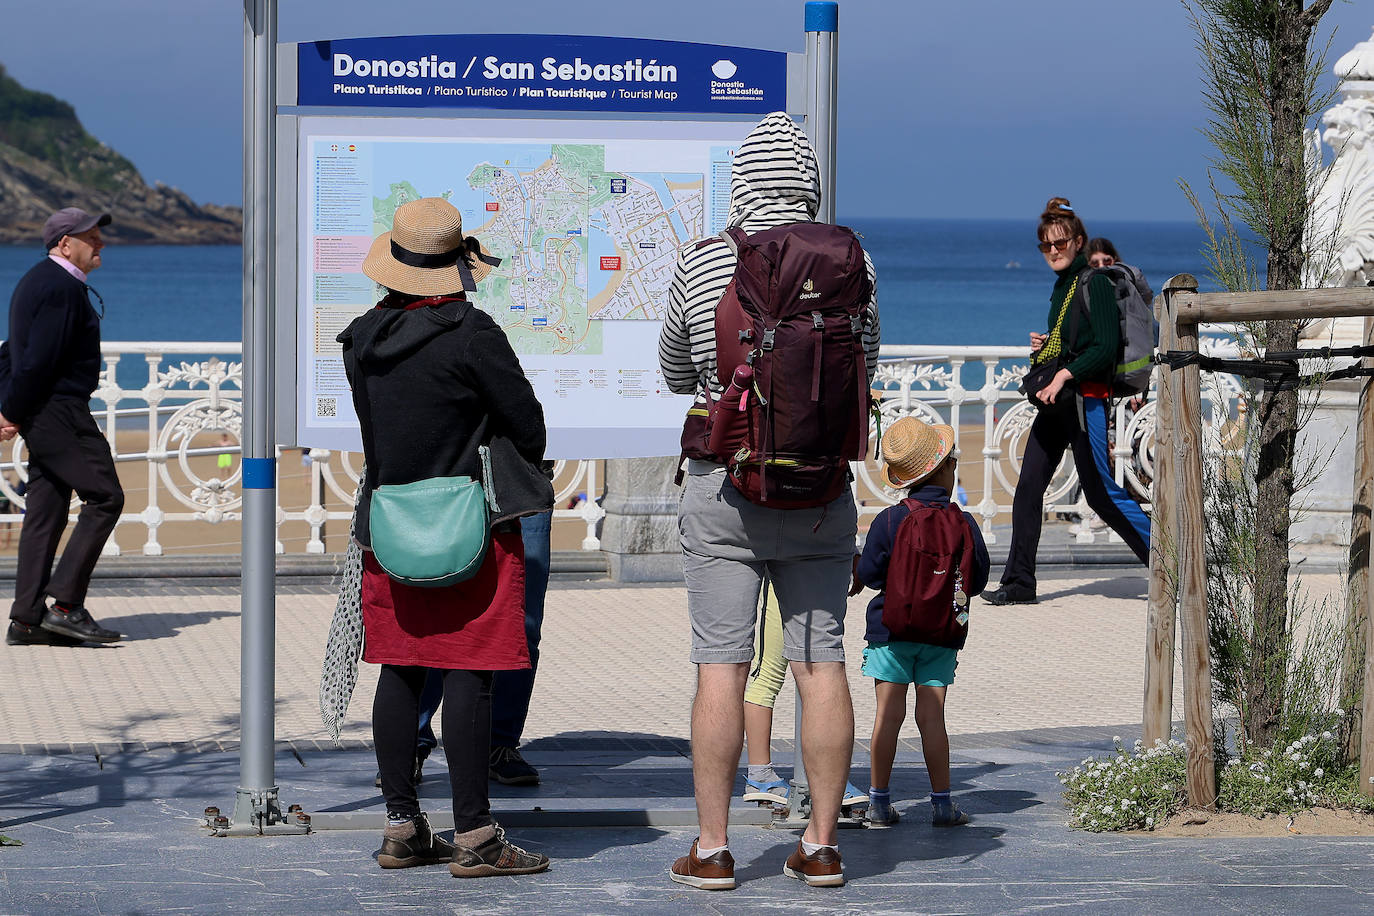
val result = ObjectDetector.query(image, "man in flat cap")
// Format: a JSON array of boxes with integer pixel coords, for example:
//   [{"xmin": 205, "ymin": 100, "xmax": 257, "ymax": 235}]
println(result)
[{"xmin": 1, "ymin": 207, "xmax": 125, "ymax": 646}]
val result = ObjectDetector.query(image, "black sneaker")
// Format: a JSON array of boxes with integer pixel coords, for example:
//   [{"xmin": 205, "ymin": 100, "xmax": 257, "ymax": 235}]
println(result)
[
  {"xmin": 489, "ymin": 746, "xmax": 539, "ymax": 786},
  {"xmin": 983, "ymin": 584, "xmax": 1037, "ymax": 606},
  {"xmin": 6, "ymin": 620, "xmax": 84, "ymax": 647},
  {"xmin": 377, "ymin": 813, "xmax": 455, "ymax": 868},
  {"xmin": 41, "ymin": 605, "xmax": 121, "ymax": 643},
  {"xmin": 449, "ymin": 823, "xmax": 549, "ymax": 878}
]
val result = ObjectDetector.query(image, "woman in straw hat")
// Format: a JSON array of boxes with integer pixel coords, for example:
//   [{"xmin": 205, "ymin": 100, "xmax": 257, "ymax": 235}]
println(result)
[{"xmin": 337, "ymin": 197, "xmax": 550, "ymax": 877}]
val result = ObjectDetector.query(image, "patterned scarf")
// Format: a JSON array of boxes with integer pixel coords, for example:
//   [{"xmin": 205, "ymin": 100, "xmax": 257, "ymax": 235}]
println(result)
[{"xmin": 1032, "ymin": 275, "xmax": 1079, "ymax": 367}]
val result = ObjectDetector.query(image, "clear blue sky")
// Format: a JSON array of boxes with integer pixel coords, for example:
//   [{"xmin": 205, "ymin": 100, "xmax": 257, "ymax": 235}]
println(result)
[{"xmin": 1, "ymin": 0, "xmax": 1369, "ymax": 221}]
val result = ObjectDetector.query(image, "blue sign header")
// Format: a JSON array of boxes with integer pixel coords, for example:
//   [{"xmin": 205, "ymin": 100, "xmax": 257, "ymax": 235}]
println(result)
[{"xmin": 297, "ymin": 34, "xmax": 787, "ymax": 114}]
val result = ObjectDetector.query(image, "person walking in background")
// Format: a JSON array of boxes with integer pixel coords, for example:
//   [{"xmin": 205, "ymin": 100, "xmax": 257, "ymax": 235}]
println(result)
[
  {"xmin": 852, "ymin": 416, "xmax": 989, "ymax": 828},
  {"xmin": 985, "ymin": 199, "xmax": 1152, "ymax": 606},
  {"xmin": 339, "ymin": 197, "xmax": 550, "ymax": 878},
  {"xmin": 659, "ymin": 112, "xmax": 880, "ymax": 891},
  {"xmin": 1084, "ymin": 237, "xmax": 1153, "ymax": 305},
  {"xmin": 1, "ymin": 207, "xmax": 124, "ymax": 647}
]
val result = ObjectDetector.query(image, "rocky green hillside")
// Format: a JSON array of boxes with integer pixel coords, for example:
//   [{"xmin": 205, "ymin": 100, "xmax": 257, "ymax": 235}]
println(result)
[{"xmin": 0, "ymin": 64, "xmax": 240, "ymax": 245}]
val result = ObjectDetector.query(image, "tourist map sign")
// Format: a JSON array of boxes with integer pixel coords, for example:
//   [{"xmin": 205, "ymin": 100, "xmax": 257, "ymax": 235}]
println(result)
[{"xmin": 295, "ymin": 115, "xmax": 752, "ymax": 456}]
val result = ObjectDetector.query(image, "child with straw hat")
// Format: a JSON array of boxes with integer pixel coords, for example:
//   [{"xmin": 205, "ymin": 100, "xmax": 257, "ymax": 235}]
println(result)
[{"xmin": 850, "ymin": 415, "xmax": 990, "ymax": 828}]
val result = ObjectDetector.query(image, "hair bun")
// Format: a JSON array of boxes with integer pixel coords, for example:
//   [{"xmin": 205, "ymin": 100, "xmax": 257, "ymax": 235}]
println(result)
[{"xmin": 1045, "ymin": 196, "xmax": 1073, "ymax": 213}]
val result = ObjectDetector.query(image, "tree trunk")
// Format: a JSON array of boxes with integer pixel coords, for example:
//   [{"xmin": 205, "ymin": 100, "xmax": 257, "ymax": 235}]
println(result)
[{"xmin": 1243, "ymin": 0, "xmax": 1326, "ymax": 747}]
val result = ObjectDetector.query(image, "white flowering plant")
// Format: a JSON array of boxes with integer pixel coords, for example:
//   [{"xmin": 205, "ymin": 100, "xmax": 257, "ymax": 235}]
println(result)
[
  {"xmin": 1218, "ymin": 723, "xmax": 1374, "ymax": 816},
  {"xmin": 1058, "ymin": 736, "xmax": 1188, "ymax": 832},
  {"xmin": 1062, "ymin": 721, "xmax": 1374, "ymax": 831}
]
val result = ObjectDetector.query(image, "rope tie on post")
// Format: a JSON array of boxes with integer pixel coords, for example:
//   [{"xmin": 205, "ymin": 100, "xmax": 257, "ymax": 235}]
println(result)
[{"xmin": 1154, "ymin": 344, "xmax": 1374, "ymax": 393}]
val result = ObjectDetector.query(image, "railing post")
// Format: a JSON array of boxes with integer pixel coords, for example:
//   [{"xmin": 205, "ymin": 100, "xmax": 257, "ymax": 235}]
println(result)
[
  {"xmin": 1143, "ymin": 277, "xmax": 1186, "ymax": 747},
  {"xmin": 1169, "ymin": 275, "xmax": 1217, "ymax": 807}
]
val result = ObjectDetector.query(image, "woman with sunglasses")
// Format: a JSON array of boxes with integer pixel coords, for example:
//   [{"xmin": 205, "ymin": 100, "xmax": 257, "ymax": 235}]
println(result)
[{"xmin": 984, "ymin": 198, "xmax": 1152, "ymax": 605}]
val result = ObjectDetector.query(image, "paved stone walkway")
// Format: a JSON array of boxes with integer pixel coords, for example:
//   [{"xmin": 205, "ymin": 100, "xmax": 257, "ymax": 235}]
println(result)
[
  {"xmin": 3, "ymin": 570, "xmax": 1367, "ymax": 916},
  {"xmin": 0, "ymin": 569, "xmax": 1229, "ymax": 752}
]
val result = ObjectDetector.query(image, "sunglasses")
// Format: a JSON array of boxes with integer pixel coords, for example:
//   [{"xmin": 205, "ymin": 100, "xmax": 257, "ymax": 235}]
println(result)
[{"xmin": 1037, "ymin": 237, "xmax": 1074, "ymax": 254}]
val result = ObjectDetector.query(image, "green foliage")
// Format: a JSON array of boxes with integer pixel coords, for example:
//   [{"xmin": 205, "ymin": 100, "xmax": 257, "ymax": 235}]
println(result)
[
  {"xmin": 0, "ymin": 61, "xmax": 140, "ymax": 192},
  {"xmin": 1059, "ymin": 737, "xmax": 1189, "ymax": 832},
  {"xmin": 1061, "ymin": 723, "xmax": 1374, "ymax": 831},
  {"xmin": 1218, "ymin": 723, "xmax": 1374, "ymax": 815}
]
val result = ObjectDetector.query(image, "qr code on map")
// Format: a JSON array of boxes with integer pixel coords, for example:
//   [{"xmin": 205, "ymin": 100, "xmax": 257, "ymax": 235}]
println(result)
[{"xmin": 316, "ymin": 397, "xmax": 337, "ymax": 418}]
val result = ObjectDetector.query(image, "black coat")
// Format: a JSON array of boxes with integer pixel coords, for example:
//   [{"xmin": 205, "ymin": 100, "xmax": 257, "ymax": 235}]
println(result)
[
  {"xmin": 338, "ymin": 298, "xmax": 547, "ymax": 548},
  {"xmin": 0, "ymin": 258, "xmax": 103, "ymax": 425}
]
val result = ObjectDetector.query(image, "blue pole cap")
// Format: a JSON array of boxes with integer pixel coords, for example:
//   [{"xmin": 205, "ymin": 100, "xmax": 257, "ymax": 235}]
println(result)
[{"xmin": 805, "ymin": 1, "xmax": 838, "ymax": 32}]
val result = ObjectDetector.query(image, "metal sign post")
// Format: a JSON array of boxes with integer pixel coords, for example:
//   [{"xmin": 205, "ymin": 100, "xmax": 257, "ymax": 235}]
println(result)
[{"xmin": 221, "ymin": 0, "xmax": 306, "ymax": 837}]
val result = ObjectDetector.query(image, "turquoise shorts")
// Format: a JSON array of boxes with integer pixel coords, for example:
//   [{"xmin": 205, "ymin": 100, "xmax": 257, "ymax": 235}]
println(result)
[{"xmin": 862, "ymin": 641, "xmax": 958, "ymax": 687}]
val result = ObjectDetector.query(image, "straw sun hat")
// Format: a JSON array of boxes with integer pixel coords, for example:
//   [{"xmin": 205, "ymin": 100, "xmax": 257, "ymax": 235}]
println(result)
[
  {"xmin": 361, "ymin": 197, "xmax": 501, "ymax": 297},
  {"xmin": 879, "ymin": 416, "xmax": 956, "ymax": 490}
]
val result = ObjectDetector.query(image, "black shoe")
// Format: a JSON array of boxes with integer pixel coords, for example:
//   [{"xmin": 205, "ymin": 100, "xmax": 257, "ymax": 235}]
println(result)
[
  {"xmin": 41, "ymin": 605, "xmax": 121, "ymax": 643},
  {"xmin": 375, "ymin": 754, "xmax": 427, "ymax": 789},
  {"xmin": 984, "ymin": 584, "xmax": 1037, "ymax": 606},
  {"xmin": 489, "ymin": 746, "xmax": 540, "ymax": 786},
  {"xmin": 377, "ymin": 813, "xmax": 455, "ymax": 869},
  {"xmin": 6, "ymin": 620, "xmax": 85, "ymax": 646}
]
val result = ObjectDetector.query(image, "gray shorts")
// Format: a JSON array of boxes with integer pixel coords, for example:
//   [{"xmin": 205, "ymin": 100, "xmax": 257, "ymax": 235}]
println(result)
[{"xmin": 678, "ymin": 463, "xmax": 858, "ymax": 664}]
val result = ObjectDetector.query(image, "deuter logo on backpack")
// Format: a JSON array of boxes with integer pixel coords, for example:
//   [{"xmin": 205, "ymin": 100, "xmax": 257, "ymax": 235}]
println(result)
[{"xmin": 685, "ymin": 221, "xmax": 873, "ymax": 509}]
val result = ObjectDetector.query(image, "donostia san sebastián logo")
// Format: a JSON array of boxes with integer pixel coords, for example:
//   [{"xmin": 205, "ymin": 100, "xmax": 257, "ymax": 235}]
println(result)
[{"xmin": 709, "ymin": 58, "xmax": 764, "ymax": 102}]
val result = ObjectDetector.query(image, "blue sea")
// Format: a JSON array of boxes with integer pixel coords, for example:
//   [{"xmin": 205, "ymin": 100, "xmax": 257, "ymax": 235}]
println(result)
[{"xmin": 0, "ymin": 219, "xmax": 1220, "ymax": 382}]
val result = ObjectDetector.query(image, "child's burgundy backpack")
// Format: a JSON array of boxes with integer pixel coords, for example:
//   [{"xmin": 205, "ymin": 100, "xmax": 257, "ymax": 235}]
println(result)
[
  {"xmin": 881, "ymin": 499, "xmax": 976, "ymax": 649},
  {"xmin": 683, "ymin": 221, "xmax": 873, "ymax": 508}
]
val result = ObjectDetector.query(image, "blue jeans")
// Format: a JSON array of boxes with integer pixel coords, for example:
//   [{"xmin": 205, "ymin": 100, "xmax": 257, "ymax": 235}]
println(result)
[{"xmin": 415, "ymin": 510, "xmax": 552, "ymax": 755}]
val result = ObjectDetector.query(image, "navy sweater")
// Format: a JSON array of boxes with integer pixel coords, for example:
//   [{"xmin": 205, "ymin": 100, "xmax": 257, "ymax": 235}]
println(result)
[
  {"xmin": 856, "ymin": 484, "xmax": 991, "ymax": 644},
  {"xmin": 0, "ymin": 258, "xmax": 103, "ymax": 425}
]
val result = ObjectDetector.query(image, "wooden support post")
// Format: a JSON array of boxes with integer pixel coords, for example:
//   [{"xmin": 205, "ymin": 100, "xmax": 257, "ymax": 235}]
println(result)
[
  {"xmin": 1143, "ymin": 277, "xmax": 1184, "ymax": 746},
  {"xmin": 1169, "ymin": 277, "xmax": 1217, "ymax": 807},
  {"xmin": 1359, "ymin": 319, "xmax": 1374, "ymax": 796}
]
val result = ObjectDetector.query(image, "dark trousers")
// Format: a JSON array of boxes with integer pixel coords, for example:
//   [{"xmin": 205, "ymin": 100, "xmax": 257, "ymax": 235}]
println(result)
[
  {"xmin": 10, "ymin": 399, "xmax": 124, "ymax": 624},
  {"xmin": 413, "ymin": 510, "xmax": 552, "ymax": 754},
  {"xmin": 374, "ymin": 664, "xmax": 494, "ymax": 831},
  {"xmin": 1001, "ymin": 396, "xmax": 1151, "ymax": 592}
]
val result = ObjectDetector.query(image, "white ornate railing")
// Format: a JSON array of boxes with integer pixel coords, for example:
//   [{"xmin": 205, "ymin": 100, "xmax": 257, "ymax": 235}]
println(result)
[{"xmin": 0, "ymin": 339, "xmax": 1246, "ymax": 555}]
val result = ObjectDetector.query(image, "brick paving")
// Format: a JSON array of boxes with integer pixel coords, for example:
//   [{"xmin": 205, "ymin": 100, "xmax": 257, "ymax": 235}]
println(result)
[{"xmin": 9, "ymin": 569, "xmax": 1343, "ymax": 754}]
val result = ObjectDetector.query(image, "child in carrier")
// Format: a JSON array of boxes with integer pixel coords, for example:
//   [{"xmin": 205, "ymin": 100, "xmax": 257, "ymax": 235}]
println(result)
[{"xmin": 851, "ymin": 416, "xmax": 989, "ymax": 827}]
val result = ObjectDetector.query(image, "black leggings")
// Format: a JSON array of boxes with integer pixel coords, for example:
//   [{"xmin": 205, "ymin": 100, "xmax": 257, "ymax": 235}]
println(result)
[
  {"xmin": 373, "ymin": 665, "xmax": 494, "ymax": 831},
  {"xmin": 1002, "ymin": 396, "xmax": 1151, "ymax": 592}
]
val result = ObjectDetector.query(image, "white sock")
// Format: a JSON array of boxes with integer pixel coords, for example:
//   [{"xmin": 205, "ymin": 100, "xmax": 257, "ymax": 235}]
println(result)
[
  {"xmin": 801, "ymin": 839, "xmax": 838, "ymax": 856},
  {"xmin": 696, "ymin": 842, "xmax": 729, "ymax": 858}
]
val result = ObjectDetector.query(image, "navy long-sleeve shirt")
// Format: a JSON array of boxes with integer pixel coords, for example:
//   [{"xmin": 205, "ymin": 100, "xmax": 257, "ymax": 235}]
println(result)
[
  {"xmin": 856, "ymin": 484, "xmax": 990, "ymax": 643},
  {"xmin": 0, "ymin": 258, "xmax": 103, "ymax": 425}
]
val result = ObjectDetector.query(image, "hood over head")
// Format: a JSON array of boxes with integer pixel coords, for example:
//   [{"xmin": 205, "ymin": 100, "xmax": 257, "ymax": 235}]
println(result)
[
  {"xmin": 727, "ymin": 111, "xmax": 820, "ymax": 231},
  {"xmin": 336, "ymin": 299, "xmax": 472, "ymax": 369}
]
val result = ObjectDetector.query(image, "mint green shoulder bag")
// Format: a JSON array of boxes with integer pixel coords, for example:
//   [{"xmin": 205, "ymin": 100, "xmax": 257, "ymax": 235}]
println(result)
[{"xmin": 369, "ymin": 474, "xmax": 490, "ymax": 588}]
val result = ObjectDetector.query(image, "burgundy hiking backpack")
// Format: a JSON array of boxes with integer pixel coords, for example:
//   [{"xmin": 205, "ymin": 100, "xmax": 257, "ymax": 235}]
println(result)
[
  {"xmin": 881, "ymin": 499, "xmax": 976, "ymax": 649},
  {"xmin": 681, "ymin": 221, "xmax": 874, "ymax": 509}
]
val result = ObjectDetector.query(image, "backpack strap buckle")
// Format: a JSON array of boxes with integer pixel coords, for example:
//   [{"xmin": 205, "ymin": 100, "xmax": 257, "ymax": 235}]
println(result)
[
  {"xmin": 812, "ymin": 311, "xmax": 825, "ymax": 330},
  {"xmin": 850, "ymin": 315, "xmax": 863, "ymax": 336},
  {"xmin": 761, "ymin": 328, "xmax": 776, "ymax": 350}
]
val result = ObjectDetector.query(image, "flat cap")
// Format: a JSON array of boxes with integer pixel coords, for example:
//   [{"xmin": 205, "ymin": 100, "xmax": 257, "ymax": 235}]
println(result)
[{"xmin": 43, "ymin": 208, "xmax": 112, "ymax": 250}]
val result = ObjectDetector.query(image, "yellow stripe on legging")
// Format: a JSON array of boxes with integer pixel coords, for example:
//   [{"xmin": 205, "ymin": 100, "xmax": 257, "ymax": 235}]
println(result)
[{"xmin": 744, "ymin": 578, "xmax": 788, "ymax": 708}]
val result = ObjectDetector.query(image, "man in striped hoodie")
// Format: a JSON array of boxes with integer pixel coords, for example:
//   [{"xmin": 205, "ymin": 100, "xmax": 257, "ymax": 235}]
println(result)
[{"xmin": 659, "ymin": 112, "xmax": 880, "ymax": 890}]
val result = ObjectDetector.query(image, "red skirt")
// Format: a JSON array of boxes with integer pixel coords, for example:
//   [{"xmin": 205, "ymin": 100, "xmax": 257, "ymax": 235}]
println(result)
[{"xmin": 361, "ymin": 528, "xmax": 530, "ymax": 671}]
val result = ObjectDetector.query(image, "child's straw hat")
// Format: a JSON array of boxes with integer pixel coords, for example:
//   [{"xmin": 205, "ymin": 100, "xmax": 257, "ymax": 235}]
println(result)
[{"xmin": 879, "ymin": 416, "xmax": 956, "ymax": 489}]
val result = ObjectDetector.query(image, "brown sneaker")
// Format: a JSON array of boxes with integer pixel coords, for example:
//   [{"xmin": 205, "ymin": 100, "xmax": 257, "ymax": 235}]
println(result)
[
  {"xmin": 377, "ymin": 813, "xmax": 454, "ymax": 868},
  {"xmin": 448, "ymin": 823, "xmax": 550, "ymax": 878},
  {"xmin": 782, "ymin": 840, "xmax": 844, "ymax": 887},
  {"xmin": 669, "ymin": 838, "xmax": 736, "ymax": 890}
]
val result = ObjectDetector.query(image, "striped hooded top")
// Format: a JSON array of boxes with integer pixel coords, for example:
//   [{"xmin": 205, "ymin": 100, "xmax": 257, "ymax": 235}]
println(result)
[{"xmin": 657, "ymin": 111, "xmax": 880, "ymax": 405}]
